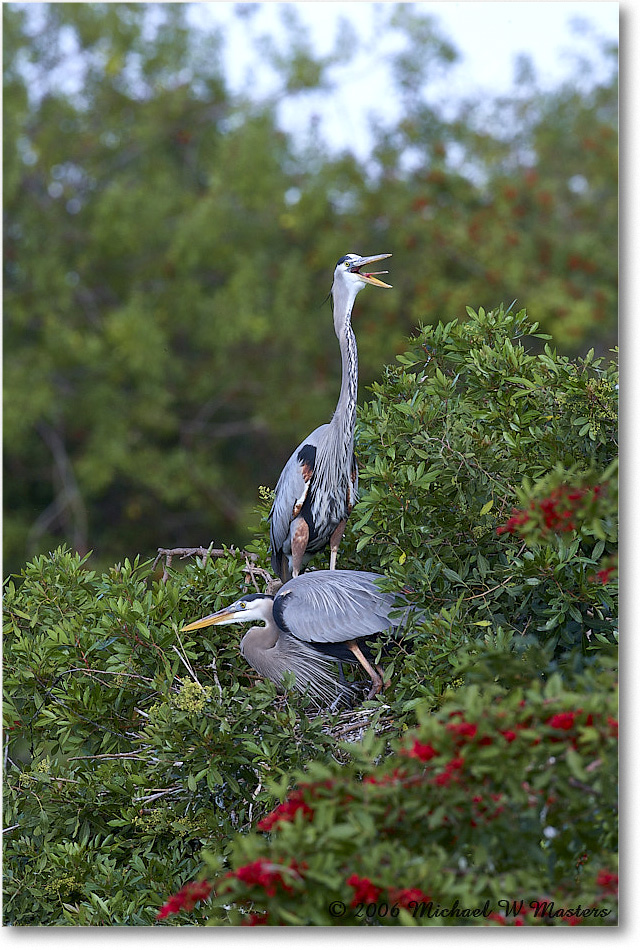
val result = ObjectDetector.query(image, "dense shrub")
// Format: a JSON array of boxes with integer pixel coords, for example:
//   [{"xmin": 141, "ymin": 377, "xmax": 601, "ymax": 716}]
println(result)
[
  {"xmin": 3, "ymin": 308, "xmax": 617, "ymax": 925},
  {"xmin": 322, "ymin": 305, "xmax": 617, "ymax": 707},
  {"xmin": 2, "ymin": 549, "xmax": 338, "ymax": 925},
  {"xmin": 194, "ymin": 672, "xmax": 617, "ymax": 926}
]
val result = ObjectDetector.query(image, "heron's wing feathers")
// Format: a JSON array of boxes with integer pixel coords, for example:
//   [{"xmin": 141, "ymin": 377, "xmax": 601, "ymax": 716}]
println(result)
[
  {"xmin": 276, "ymin": 570, "xmax": 406, "ymax": 644},
  {"xmin": 269, "ymin": 424, "xmax": 328, "ymax": 558}
]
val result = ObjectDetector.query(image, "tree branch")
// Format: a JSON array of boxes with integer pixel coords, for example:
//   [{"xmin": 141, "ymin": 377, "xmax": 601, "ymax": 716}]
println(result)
[{"xmin": 153, "ymin": 543, "xmax": 277, "ymax": 591}]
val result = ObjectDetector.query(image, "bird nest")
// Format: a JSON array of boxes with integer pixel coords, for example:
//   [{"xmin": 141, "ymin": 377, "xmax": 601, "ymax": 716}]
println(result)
[{"xmin": 323, "ymin": 701, "xmax": 397, "ymax": 745}]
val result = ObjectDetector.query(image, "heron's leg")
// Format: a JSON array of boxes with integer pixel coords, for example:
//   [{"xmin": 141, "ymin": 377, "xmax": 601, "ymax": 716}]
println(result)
[
  {"xmin": 328, "ymin": 518, "xmax": 347, "ymax": 570},
  {"xmin": 279, "ymin": 555, "xmax": 292, "ymax": 584},
  {"xmin": 290, "ymin": 517, "xmax": 309, "ymax": 578},
  {"xmin": 377, "ymin": 663, "xmax": 391, "ymax": 691},
  {"xmin": 347, "ymin": 641, "xmax": 384, "ymax": 700}
]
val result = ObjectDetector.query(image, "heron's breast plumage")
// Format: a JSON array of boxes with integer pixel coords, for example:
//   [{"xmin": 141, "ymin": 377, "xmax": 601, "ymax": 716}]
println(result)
[{"xmin": 305, "ymin": 418, "xmax": 357, "ymax": 537}]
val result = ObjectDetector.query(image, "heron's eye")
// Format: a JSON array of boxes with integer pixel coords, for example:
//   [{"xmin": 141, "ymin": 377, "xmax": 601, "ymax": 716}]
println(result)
[{"xmin": 238, "ymin": 601, "xmax": 247, "ymax": 610}]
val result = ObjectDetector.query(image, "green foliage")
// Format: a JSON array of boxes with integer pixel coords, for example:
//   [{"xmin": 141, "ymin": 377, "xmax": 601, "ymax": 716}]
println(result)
[
  {"xmin": 4, "ymin": 308, "xmax": 617, "ymax": 926},
  {"xmin": 3, "ymin": 3, "xmax": 617, "ymax": 573},
  {"xmin": 199, "ymin": 674, "xmax": 618, "ymax": 926},
  {"xmin": 343, "ymin": 306, "xmax": 617, "ymax": 676},
  {"xmin": 2, "ymin": 547, "xmax": 338, "ymax": 925}
]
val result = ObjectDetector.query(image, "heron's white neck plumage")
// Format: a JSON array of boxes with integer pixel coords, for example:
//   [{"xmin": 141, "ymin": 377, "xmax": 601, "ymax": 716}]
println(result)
[
  {"xmin": 312, "ymin": 277, "xmax": 361, "ymax": 504},
  {"xmin": 331, "ymin": 275, "xmax": 361, "ymax": 419}
]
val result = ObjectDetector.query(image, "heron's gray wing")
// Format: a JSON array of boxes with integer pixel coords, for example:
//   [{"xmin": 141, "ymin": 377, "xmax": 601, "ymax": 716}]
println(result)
[
  {"xmin": 275, "ymin": 570, "xmax": 405, "ymax": 644},
  {"xmin": 269, "ymin": 424, "xmax": 328, "ymax": 560}
]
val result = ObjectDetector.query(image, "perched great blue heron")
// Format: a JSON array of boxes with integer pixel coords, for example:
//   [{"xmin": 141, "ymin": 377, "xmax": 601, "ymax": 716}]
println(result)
[
  {"xmin": 269, "ymin": 253, "xmax": 392, "ymax": 582},
  {"xmin": 182, "ymin": 569, "xmax": 408, "ymax": 704}
]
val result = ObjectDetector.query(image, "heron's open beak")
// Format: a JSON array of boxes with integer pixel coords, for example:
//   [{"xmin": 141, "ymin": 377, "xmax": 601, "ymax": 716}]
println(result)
[
  {"xmin": 182, "ymin": 607, "xmax": 236, "ymax": 632},
  {"xmin": 351, "ymin": 253, "xmax": 393, "ymax": 288}
]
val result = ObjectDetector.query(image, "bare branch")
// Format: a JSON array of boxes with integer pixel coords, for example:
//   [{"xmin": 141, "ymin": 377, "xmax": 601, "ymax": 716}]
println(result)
[
  {"xmin": 209, "ymin": 655, "xmax": 223, "ymax": 700},
  {"xmin": 68, "ymin": 751, "xmax": 152, "ymax": 762},
  {"xmin": 172, "ymin": 638, "xmax": 200, "ymax": 685},
  {"xmin": 154, "ymin": 544, "xmax": 278, "ymax": 593},
  {"xmin": 133, "ymin": 785, "xmax": 183, "ymax": 805}
]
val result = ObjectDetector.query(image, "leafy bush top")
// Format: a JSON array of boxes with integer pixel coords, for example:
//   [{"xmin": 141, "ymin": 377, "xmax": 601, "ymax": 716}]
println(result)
[
  {"xmin": 194, "ymin": 672, "xmax": 618, "ymax": 926},
  {"xmin": 3, "ymin": 307, "xmax": 617, "ymax": 925}
]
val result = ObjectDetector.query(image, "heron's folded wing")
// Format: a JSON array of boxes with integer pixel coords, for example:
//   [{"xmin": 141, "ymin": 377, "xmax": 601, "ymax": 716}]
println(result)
[
  {"xmin": 268, "ymin": 425, "xmax": 328, "ymax": 557},
  {"xmin": 276, "ymin": 570, "xmax": 404, "ymax": 644}
]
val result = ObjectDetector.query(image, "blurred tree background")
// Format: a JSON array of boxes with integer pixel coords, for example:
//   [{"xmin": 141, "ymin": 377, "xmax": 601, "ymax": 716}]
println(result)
[{"xmin": 2, "ymin": 2, "xmax": 618, "ymax": 576}]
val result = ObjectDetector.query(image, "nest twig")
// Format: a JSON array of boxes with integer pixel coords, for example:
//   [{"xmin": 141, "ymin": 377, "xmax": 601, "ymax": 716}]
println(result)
[
  {"xmin": 323, "ymin": 702, "xmax": 397, "ymax": 747},
  {"xmin": 153, "ymin": 543, "xmax": 277, "ymax": 592}
]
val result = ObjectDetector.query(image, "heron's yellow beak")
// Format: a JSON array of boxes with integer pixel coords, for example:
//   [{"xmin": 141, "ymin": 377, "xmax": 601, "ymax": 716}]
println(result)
[
  {"xmin": 360, "ymin": 273, "xmax": 392, "ymax": 288},
  {"xmin": 352, "ymin": 253, "xmax": 393, "ymax": 288},
  {"xmin": 181, "ymin": 609, "xmax": 235, "ymax": 632}
]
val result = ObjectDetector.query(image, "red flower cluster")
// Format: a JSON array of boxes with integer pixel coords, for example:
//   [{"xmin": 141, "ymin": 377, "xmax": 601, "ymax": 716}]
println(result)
[
  {"xmin": 433, "ymin": 756, "xmax": 464, "ymax": 788},
  {"xmin": 446, "ymin": 721, "xmax": 478, "ymax": 740},
  {"xmin": 346, "ymin": 874, "xmax": 383, "ymax": 906},
  {"xmin": 470, "ymin": 792, "xmax": 505, "ymax": 826},
  {"xmin": 445, "ymin": 719, "xmax": 500, "ymax": 748},
  {"xmin": 496, "ymin": 484, "xmax": 600, "ymax": 537},
  {"xmin": 545, "ymin": 709, "xmax": 596, "ymax": 735},
  {"xmin": 592, "ymin": 565, "xmax": 616, "ymax": 584},
  {"xmin": 404, "ymin": 739, "xmax": 438, "ymax": 762},
  {"xmin": 347, "ymin": 877, "xmax": 432, "ymax": 912},
  {"xmin": 546, "ymin": 711, "xmax": 578, "ymax": 731},
  {"xmin": 538, "ymin": 487, "xmax": 586, "ymax": 532},
  {"xmin": 596, "ymin": 870, "xmax": 618, "ymax": 895},
  {"xmin": 258, "ymin": 789, "xmax": 314, "ymax": 832},
  {"xmin": 543, "ymin": 710, "xmax": 603, "ymax": 751},
  {"xmin": 241, "ymin": 912, "xmax": 270, "ymax": 926},
  {"xmin": 390, "ymin": 886, "xmax": 432, "ymax": 908},
  {"xmin": 363, "ymin": 766, "xmax": 407, "ymax": 786},
  {"xmin": 232, "ymin": 858, "xmax": 304, "ymax": 897},
  {"xmin": 486, "ymin": 898, "xmax": 590, "ymax": 927},
  {"xmin": 496, "ymin": 508, "xmax": 530, "ymax": 536},
  {"xmin": 156, "ymin": 880, "xmax": 211, "ymax": 920},
  {"xmin": 257, "ymin": 779, "xmax": 343, "ymax": 833},
  {"xmin": 487, "ymin": 905, "xmax": 529, "ymax": 926}
]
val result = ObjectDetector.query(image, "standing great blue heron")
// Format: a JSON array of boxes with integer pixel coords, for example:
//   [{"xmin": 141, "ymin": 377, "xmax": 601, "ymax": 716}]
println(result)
[
  {"xmin": 269, "ymin": 253, "xmax": 392, "ymax": 582},
  {"xmin": 182, "ymin": 569, "xmax": 408, "ymax": 704}
]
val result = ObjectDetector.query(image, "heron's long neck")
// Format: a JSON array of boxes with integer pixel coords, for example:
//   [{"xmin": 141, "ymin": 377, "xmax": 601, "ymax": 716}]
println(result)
[
  {"xmin": 331, "ymin": 285, "xmax": 359, "ymax": 439},
  {"xmin": 240, "ymin": 621, "xmax": 280, "ymax": 672}
]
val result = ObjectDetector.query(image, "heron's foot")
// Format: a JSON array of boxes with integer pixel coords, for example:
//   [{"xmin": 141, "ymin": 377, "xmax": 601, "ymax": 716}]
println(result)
[
  {"xmin": 365, "ymin": 672, "xmax": 384, "ymax": 701},
  {"xmin": 377, "ymin": 664, "xmax": 391, "ymax": 692},
  {"xmin": 348, "ymin": 640, "xmax": 384, "ymax": 701}
]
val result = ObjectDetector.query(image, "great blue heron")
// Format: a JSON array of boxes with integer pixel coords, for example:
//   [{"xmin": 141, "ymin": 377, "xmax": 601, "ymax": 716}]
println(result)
[
  {"xmin": 269, "ymin": 253, "xmax": 392, "ymax": 582},
  {"xmin": 181, "ymin": 569, "xmax": 408, "ymax": 704}
]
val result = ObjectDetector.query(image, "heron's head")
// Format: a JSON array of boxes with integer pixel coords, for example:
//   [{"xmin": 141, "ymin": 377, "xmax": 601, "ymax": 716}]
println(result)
[
  {"xmin": 181, "ymin": 593, "xmax": 274, "ymax": 632},
  {"xmin": 332, "ymin": 253, "xmax": 393, "ymax": 295}
]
